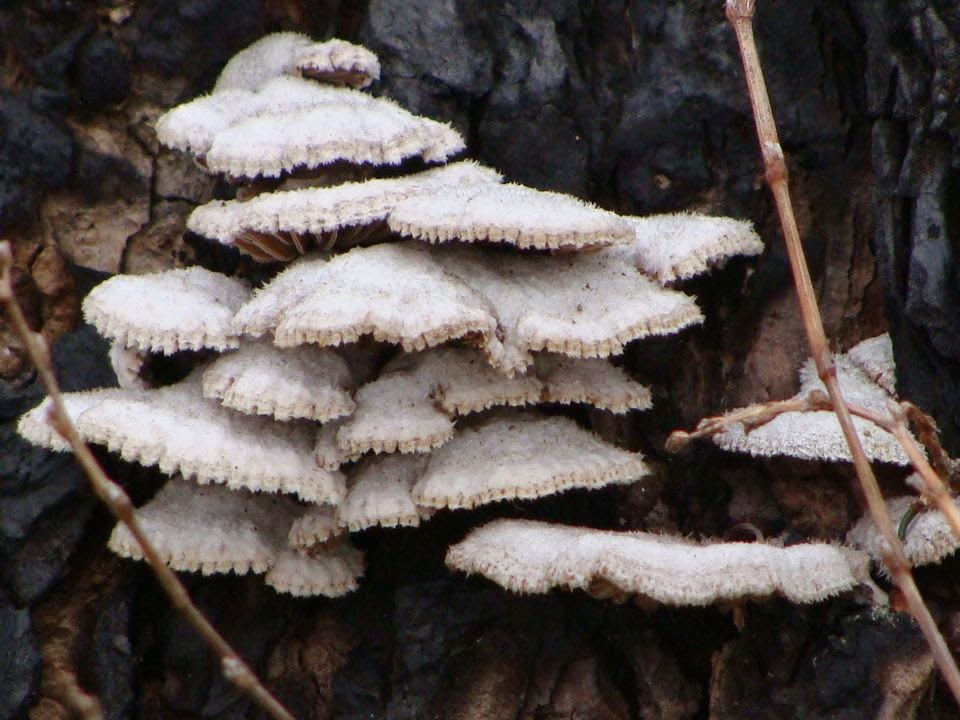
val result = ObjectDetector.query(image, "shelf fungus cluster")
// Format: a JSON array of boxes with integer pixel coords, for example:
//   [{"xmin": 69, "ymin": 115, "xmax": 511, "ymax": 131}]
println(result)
[{"xmin": 15, "ymin": 32, "xmax": 835, "ymax": 608}]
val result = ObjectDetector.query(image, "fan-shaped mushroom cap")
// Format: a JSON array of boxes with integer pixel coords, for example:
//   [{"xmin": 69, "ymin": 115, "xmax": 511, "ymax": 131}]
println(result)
[
  {"xmin": 187, "ymin": 161, "xmax": 501, "ymax": 252},
  {"xmin": 411, "ymin": 413, "xmax": 649, "ymax": 510},
  {"xmin": 82, "ymin": 267, "xmax": 249, "ymax": 355},
  {"xmin": 611, "ymin": 213, "xmax": 763, "ymax": 284},
  {"xmin": 846, "ymin": 334, "xmax": 895, "ymax": 396},
  {"xmin": 387, "ymin": 183, "xmax": 634, "ymax": 250},
  {"xmin": 74, "ymin": 373, "xmax": 345, "ymax": 503},
  {"xmin": 288, "ymin": 505, "xmax": 340, "ymax": 550},
  {"xmin": 237, "ymin": 242, "xmax": 702, "ymax": 375},
  {"xmin": 847, "ymin": 493, "xmax": 960, "ymax": 570},
  {"xmin": 330, "ymin": 348, "xmax": 650, "ymax": 459},
  {"xmin": 109, "ymin": 342, "xmax": 149, "ymax": 390},
  {"xmin": 157, "ymin": 76, "xmax": 462, "ymax": 177},
  {"xmin": 202, "ymin": 342, "xmax": 355, "ymax": 422},
  {"xmin": 714, "ymin": 356, "xmax": 910, "ymax": 465},
  {"xmin": 108, "ymin": 478, "xmax": 362, "ymax": 596},
  {"xmin": 17, "ymin": 389, "xmax": 124, "ymax": 453},
  {"xmin": 447, "ymin": 519, "xmax": 865, "ymax": 605},
  {"xmin": 265, "ymin": 545, "xmax": 364, "ymax": 597},
  {"xmin": 213, "ymin": 33, "xmax": 380, "ymax": 93},
  {"xmin": 337, "ymin": 454, "xmax": 433, "ymax": 531}
]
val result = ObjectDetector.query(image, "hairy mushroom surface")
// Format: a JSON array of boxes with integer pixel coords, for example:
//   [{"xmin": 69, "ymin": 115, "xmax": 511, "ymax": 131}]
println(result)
[
  {"xmin": 714, "ymin": 353, "xmax": 910, "ymax": 465},
  {"xmin": 39, "ymin": 373, "xmax": 346, "ymax": 503},
  {"xmin": 82, "ymin": 266, "xmax": 249, "ymax": 355},
  {"xmin": 213, "ymin": 33, "xmax": 380, "ymax": 92},
  {"xmin": 410, "ymin": 413, "xmax": 649, "ymax": 510},
  {"xmin": 387, "ymin": 182, "xmax": 635, "ymax": 250},
  {"xmin": 337, "ymin": 454, "xmax": 433, "ymax": 531},
  {"xmin": 846, "ymin": 333, "xmax": 896, "ymax": 396},
  {"xmin": 237, "ymin": 241, "xmax": 702, "ymax": 375},
  {"xmin": 847, "ymin": 493, "xmax": 960, "ymax": 570},
  {"xmin": 108, "ymin": 478, "xmax": 362, "ymax": 597},
  {"xmin": 201, "ymin": 341, "xmax": 355, "ymax": 422},
  {"xmin": 610, "ymin": 213, "xmax": 763, "ymax": 284},
  {"xmin": 17, "ymin": 389, "xmax": 124, "ymax": 453},
  {"xmin": 328, "ymin": 348, "xmax": 650, "ymax": 459},
  {"xmin": 187, "ymin": 161, "xmax": 501, "ymax": 259},
  {"xmin": 447, "ymin": 519, "xmax": 866, "ymax": 604}
]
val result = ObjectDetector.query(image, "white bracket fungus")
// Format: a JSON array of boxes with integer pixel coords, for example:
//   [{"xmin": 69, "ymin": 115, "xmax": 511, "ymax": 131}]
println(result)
[
  {"xmin": 714, "ymin": 340, "xmax": 910, "ymax": 465},
  {"xmin": 157, "ymin": 76, "xmax": 463, "ymax": 179},
  {"xmin": 21, "ymin": 374, "xmax": 346, "ymax": 504},
  {"xmin": 213, "ymin": 33, "xmax": 381, "ymax": 93},
  {"xmin": 612, "ymin": 213, "xmax": 764, "ymax": 284},
  {"xmin": 108, "ymin": 479, "xmax": 363, "ymax": 597},
  {"xmin": 236, "ymin": 242, "xmax": 703, "ymax": 375},
  {"xmin": 846, "ymin": 333, "xmax": 896, "ymax": 396},
  {"xmin": 336, "ymin": 454, "xmax": 433, "ymax": 531},
  {"xmin": 327, "ymin": 348, "xmax": 650, "ymax": 460},
  {"xmin": 847, "ymin": 493, "xmax": 960, "ymax": 570},
  {"xmin": 386, "ymin": 183, "xmax": 635, "ymax": 251},
  {"xmin": 82, "ymin": 266, "xmax": 249, "ymax": 355},
  {"xmin": 201, "ymin": 341, "xmax": 355, "ymax": 422},
  {"xmin": 447, "ymin": 519, "xmax": 866, "ymax": 605},
  {"xmin": 187, "ymin": 161, "xmax": 501, "ymax": 260}
]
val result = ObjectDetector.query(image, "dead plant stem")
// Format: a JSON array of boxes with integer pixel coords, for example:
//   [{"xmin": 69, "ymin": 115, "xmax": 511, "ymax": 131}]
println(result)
[
  {"xmin": 0, "ymin": 242, "xmax": 297, "ymax": 720},
  {"xmin": 725, "ymin": 0, "xmax": 960, "ymax": 704}
]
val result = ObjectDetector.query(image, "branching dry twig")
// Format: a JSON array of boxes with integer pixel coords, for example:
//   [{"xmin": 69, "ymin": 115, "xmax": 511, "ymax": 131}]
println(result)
[
  {"xmin": 725, "ymin": 0, "xmax": 960, "ymax": 704},
  {"xmin": 0, "ymin": 241, "xmax": 297, "ymax": 720}
]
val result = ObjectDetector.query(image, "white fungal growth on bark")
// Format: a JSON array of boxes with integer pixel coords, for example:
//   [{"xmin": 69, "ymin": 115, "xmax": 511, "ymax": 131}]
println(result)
[
  {"xmin": 16, "ymin": 32, "xmax": 773, "ymax": 602},
  {"xmin": 213, "ymin": 33, "xmax": 380, "ymax": 93},
  {"xmin": 447, "ymin": 518, "xmax": 867, "ymax": 604},
  {"xmin": 612, "ymin": 212, "xmax": 764, "ymax": 284},
  {"xmin": 108, "ymin": 478, "xmax": 363, "ymax": 597},
  {"xmin": 240, "ymin": 242, "xmax": 703, "ymax": 376},
  {"xmin": 387, "ymin": 182, "xmax": 635, "ymax": 250},
  {"xmin": 847, "ymin": 492, "xmax": 960, "ymax": 571},
  {"xmin": 714, "ymin": 342, "xmax": 910, "ymax": 464},
  {"xmin": 82, "ymin": 266, "xmax": 249, "ymax": 355}
]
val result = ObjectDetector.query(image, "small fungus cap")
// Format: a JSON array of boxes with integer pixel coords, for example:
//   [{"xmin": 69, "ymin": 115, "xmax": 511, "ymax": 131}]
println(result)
[
  {"xmin": 411, "ymin": 412, "xmax": 650, "ymax": 510},
  {"xmin": 82, "ymin": 266, "xmax": 249, "ymax": 355},
  {"xmin": 714, "ymin": 355, "xmax": 910, "ymax": 465},
  {"xmin": 187, "ymin": 161, "xmax": 501, "ymax": 248},
  {"xmin": 612, "ymin": 213, "xmax": 763, "ymax": 284},
  {"xmin": 447, "ymin": 519, "xmax": 864, "ymax": 605},
  {"xmin": 330, "ymin": 348, "xmax": 651, "ymax": 459},
  {"xmin": 17, "ymin": 388, "xmax": 124, "ymax": 453},
  {"xmin": 847, "ymin": 493, "xmax": 960, "ymax": 570},
  {"xmin": 337, "ymin": 454, "xmax": 433, "ymax": 531},
  {"xmin": 109, "ymin": 478, "xmax": 363, "ymax": 597},
  {"xmin": 387, "ymin": 183, "xmax": 635, "ymax": 250},
  {"xmin": 213, "ymin": 33, "xmax": 380, "ymax": 93},
  {"xmin": 202, "ymin": 341, "xmax": 355, "ymax": 422},
  {"xmin": 74, "ymin": 373, "xmax": 346, "ymax": 504},
  {"xmin": 845, "ymin": 333, "xmax": 896, "ymax": 396}
]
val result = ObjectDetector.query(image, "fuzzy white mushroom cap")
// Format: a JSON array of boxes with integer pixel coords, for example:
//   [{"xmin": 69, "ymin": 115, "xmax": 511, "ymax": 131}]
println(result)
[
  {"xmin": 187, "ymin": 161, "xmax": 501, "ymax": 247},
  {"xmin": 202, "ymin": 341, "xmax": 355, "ymax": 422},
  {"xmin": 847, "ymin": 493, "xmax": 960, "ymax": 570},
  {"xmin": 337, "ymin": 454, "xmax": 433, "ymax": 531},
  {"xmin": 714, "ymin": 354, "xmax": 910, "ymax": 465},
  {"xmin": 82, "ymin": 267, "xmax": 249, "ymax": 355},
  {"xmin": 410, "ymin": 413, "xmax": 649, "ymax": 510},
  {"xmin": 329, "ymin": 348, "xmax": 650, "ymax": 459},
  {"xmin": 846, "ymin": 333, "xmax": 896, "ymax": 396},
  {"xmin": 612, "ymin": 213, "xmax": 764, "ymax": 284},
  {"xmin": 387, "ymin": 182, "xmax": 635, "ymax": 250},
  {"xmin": 108, "ymin": 478, "xmax": 362, "ymax": 597},
  {"xmin": 213, "ymin": 33, "xmax": 380, "ymax": 93},
  {"xmin": 24, "ymin": 374, "xmax": 346, "ymax": 504},
  {"xmin": 447, "ymin": 519, "xmax": 866, "ymax": 604},
  {"xmin": 17, "ymin": 389, "xmax": 125, "ymax": 453},
  {"xmin": 235, "ymin": 242, "xmax": 702, "ymax": 376}
]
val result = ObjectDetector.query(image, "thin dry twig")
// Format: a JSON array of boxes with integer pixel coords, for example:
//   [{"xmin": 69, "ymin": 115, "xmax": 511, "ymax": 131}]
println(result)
[
  {"xmin": 725, "ymin": 0, "xmax": 960, "ymax": 704},
  {"xmin": 0, "ymin": 241, "xmax": 297, "ymax": 720}
]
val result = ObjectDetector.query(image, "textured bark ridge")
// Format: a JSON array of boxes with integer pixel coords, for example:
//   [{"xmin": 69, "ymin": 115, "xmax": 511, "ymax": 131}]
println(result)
[{"xmin": 2, "ymin": 2, "xmax": 959, "ymax": 719}]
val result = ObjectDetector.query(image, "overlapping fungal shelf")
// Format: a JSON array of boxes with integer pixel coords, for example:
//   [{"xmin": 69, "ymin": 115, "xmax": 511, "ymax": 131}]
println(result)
[{"xmin": 17, "ymin": 33, "xmax": 831, "ymax": 607}]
